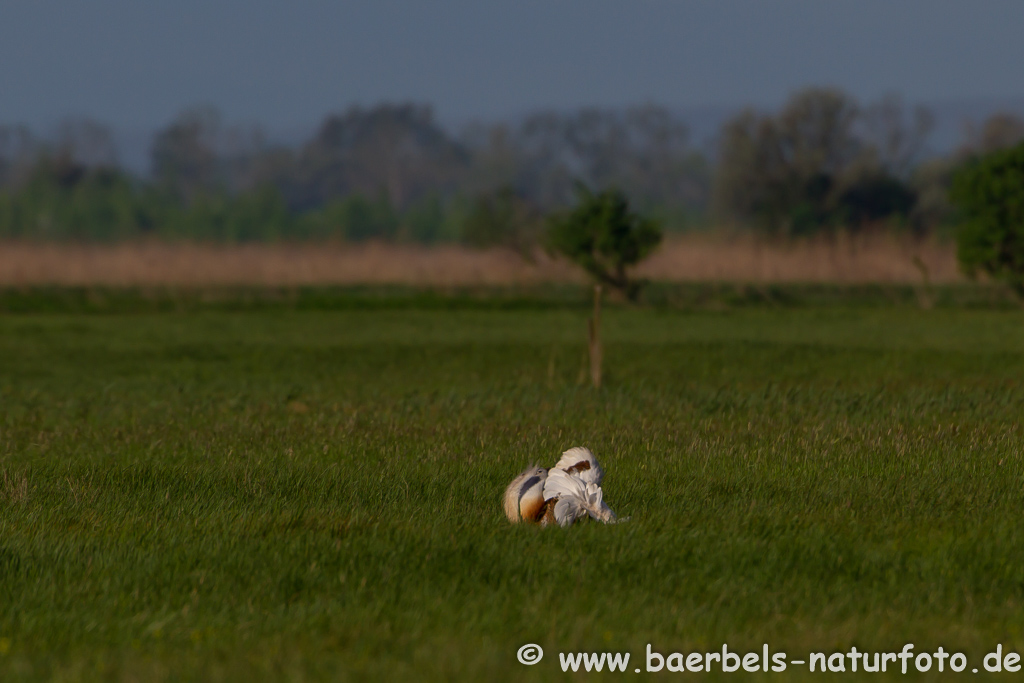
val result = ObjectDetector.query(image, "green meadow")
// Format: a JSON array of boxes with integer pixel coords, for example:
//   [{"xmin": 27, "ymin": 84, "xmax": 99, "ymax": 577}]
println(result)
[{"xmin": 1, "ymin": 288, "xmax": 1024, "ymax": 680}]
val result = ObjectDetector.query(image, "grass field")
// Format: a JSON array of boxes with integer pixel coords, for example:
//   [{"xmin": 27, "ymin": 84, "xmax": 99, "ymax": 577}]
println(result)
[{"xmin": 2, "ymin": 289, "xmax": 1024, "ymax": 680}]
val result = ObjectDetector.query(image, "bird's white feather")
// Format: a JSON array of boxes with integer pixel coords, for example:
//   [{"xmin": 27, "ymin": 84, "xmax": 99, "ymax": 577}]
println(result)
[
  {"xmin": 543, "ymin": 466, "xmax": 618, "ymax": 526},
  {"xmin": 553, "ymin": 495, "xmax": 586, "ymax": 527},
  {"xmin": 551, "ymin": 446, "xmax": 604, "ymax": 486},
  {"xmin": 541, "ymin": 467, "xmax": 583, "ymax": 501}
]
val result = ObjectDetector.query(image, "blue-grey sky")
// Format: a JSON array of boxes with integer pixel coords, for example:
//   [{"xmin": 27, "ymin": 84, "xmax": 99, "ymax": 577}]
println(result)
[{"xmin": 2, "ymin": 0, "xmax": 1023, "ymax": 129}]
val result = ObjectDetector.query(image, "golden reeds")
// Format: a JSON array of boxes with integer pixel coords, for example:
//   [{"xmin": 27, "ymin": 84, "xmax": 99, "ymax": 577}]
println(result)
[{"xmin": 0, "ymin": 234, "xmax": 962, "ymax": 287}]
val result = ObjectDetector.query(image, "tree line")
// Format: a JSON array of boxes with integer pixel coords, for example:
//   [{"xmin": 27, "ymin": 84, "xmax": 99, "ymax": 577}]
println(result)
[{"xmin": 0, "ymin": 88, "xmax": 1022, "ymax": 245}]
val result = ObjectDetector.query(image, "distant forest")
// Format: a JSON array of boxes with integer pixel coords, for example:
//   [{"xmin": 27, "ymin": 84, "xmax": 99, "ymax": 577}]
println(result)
[{"xmin": 1, "ymin": 87, "xmax": 1022, "ymax": 245}]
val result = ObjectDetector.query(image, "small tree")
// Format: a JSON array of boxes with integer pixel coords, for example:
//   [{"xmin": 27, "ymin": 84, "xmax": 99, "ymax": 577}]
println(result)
[
  {"xmin": 546, "ymin": 187, "xmax": 662, "ymax": 387},
  {"xmin": 950, "ymin": 142, "xmax": 1024, "ymax": 295}
]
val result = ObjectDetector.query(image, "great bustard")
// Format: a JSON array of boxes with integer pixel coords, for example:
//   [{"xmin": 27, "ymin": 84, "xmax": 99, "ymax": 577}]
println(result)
[{"xmin": 503, "ymin": 447, "xmax": 621, "ymax": 527}]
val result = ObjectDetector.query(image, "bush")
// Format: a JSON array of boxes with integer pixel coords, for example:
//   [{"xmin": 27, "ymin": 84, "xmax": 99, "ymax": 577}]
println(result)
[{"xmin": 950, "ymin": 143, "xmax": 1024, "ymax": 294}]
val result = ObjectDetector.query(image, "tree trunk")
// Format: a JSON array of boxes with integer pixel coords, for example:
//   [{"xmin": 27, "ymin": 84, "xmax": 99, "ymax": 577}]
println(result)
[
  {"xmin": 912, "ymin": 255, "xmax": 934, "ymax": 309},
  {"xmin": 588, "ymin": 284, "xmax": 603, "ymax": 388}
]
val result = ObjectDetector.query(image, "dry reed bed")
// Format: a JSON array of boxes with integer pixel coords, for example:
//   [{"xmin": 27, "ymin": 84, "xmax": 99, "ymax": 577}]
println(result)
[{"xmin": 0, "ymin": 235, "xmax": 960, "ymax": 287}]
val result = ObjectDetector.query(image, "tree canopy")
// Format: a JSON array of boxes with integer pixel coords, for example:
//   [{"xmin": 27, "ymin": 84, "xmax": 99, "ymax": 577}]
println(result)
[
  {"xmin": 1, "ymin": 91, "xmax": 1023, "ymax": 245},
  {"xmin": 713, "ymin": 88, "xmax": 932, "ymax": 236},
  {"xmin": 546, "ymin": 186, "xmax": 662, "ymax": 300},
  {"xmin": 951, "ymin": 142, "xmax": 1024, "ymax": 294}
]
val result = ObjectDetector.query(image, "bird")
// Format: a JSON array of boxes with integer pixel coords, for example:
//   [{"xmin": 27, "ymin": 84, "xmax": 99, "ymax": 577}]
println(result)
[{"xmin": 503, "ymin": 447, "xmax": 621, "ymax": 527}]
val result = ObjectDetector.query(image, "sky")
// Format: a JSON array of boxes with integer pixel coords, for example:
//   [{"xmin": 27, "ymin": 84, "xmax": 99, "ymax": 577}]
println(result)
[{"xmin": 2, "ymin": 0, "xmax": 1023, "ymax": 131}]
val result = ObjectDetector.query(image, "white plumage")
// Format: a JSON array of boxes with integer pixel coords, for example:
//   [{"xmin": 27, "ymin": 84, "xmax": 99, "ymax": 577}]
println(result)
[
  {"xmin": 551, "ymin": 446, "xmax": 604, "ymax": 486},
  {"xmin": 502, "ymin": 447, "xmax": 621, "ymax": 527}
]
